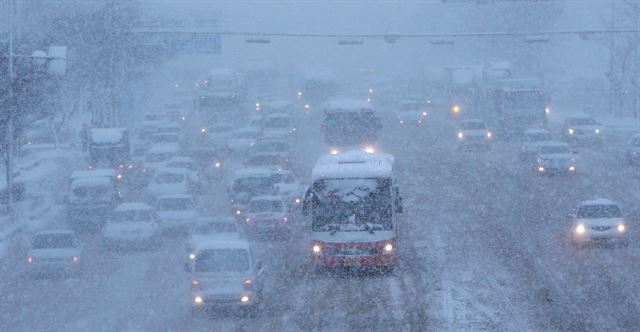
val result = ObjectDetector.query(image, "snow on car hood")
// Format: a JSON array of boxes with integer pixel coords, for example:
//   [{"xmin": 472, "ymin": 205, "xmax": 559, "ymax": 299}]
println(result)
[{"xmin": 313, "ymin": 230, "xmax": 395, "ymax": 243}]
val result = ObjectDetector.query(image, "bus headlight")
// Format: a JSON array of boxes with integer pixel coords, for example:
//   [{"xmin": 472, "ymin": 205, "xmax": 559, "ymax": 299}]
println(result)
[
  {"xmin": 384, "ymin": 243, "xmax": 393, "ymax": 252},
  {"xmin": 240, "ymin": 295, "xmax": 251, "ymax": 303},
  {"xmin": 312, "ymin": 244, "xmax": 322, "ymax": 254},
  {"xmin": 194, "ymin": 296, "xmax": 204, "ymax": 304},
  {"xmin": 575, "ymin": 224, "xmax": 586, "ymax": 234}
]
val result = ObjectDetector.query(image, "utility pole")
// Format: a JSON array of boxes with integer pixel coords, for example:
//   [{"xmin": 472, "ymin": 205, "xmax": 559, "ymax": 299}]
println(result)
[{"xmin": 5, "ymin": 0, "xmax": 15, "ymax": 222}]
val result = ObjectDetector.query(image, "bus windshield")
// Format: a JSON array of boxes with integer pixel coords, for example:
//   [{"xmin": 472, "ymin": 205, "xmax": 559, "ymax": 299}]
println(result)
[{"xmin": 310, "ymin": 178, "xmax": 392, "ymax": 232}]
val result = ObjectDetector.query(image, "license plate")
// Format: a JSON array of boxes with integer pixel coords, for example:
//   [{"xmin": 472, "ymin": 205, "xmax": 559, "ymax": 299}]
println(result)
[{"xmin": 344, "ymin": 258, "xmax": 361, "ymax": 266}]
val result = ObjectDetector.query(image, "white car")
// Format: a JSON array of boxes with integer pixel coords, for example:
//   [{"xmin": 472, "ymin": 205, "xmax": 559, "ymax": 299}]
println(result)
[
  {"xmin": 143, "ymin": 144, "xmax": 180, "ymax": 173},
  {"xmin": 229, "ymin": 128, "xmax": 260, "ymax": 153},
  {"xmin": 243, "ymin": 152, "xmax": 291, "ymax": 171},
  {"xmin": 270, "ymin": 170, "xmax": 303, "ymax": 209},
  {"xmin": 102, "ymin": 203, "xmax": 160, "ymax": 247},
  {"xmin": 27, "ymin": 230, "xmax": 83, "ymax": 277},
  {"xmin": 533, "ymin": 141, "xmax": 577, "ymax": 175},
  {"xmin": 520, "ymin": 128, "xmax": 553, "ymax": 162},
  {"xmin": 625, "ymin": 133, "xmax": 640, "ymax": 166},
  {"xmin": 155, "ymin": 123, "xmax": 182, "ymax": 135},
  {"xmin": 150, "ymin": 133, "xmax": 181, "ymax": 146},
  {"xmin": 228, "ymin": 168, "xmax": 278, "ymax": 217},
  {"xmin": 456, "ymin": 119, "xmax": 493, "ymax": 150},
  {"xmin": 243, "ymin": 196, "xmax": 289, "ymax": 237},
  {"xmin": 165, "ymin": 156, "xmax": 202, "ymax": 182},
  {"xmin": 396, "ymin": 99, "xmax": 428, "ymax": 125},
  {"xmin": 147, "ymin": 167, "xmax": 195, "ymax": 198},
  {"xmin": 571, "ymin": 198, "xmax": 629, "ymax": 247},
  {"xmin": 263, "ymin": 112, "xmax": 295, "ymax": 137},
  {"xmin": 249, "ymin": 139, "xmax": 290, "ymax": 156},
  {"xmin": 563, "ymin": 116, "xmax": 604, "ymax": 146},
  {"xmin": 187, "ymin": 239, "xmax": 265, "ymax": 315},
  {"xmin": 202, "ymin": 123, "xmax": 234, "ymax": 146},
  {"xmin": 186, "ymin": 217, "xmax": 243, "ymax": 262},
  {"xmin": 141, "ymin": 112, "xmax": 168, "ymax": 138},
  {"xmin": 155, "ymin": 194, "xmax": 198, "ymax": 233}
]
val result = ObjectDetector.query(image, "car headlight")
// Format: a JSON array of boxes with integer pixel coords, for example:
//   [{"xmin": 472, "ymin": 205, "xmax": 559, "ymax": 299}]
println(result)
[
  {"xmin": 575, "ymin": 224, "xmax": 586, "ymax": 234},
  {"xmin": 312, "ymin": 244, "xmax": 322, "ymax": 254},
  {"xmin": 194, "ymin": 296, "xmax": 204, "ymax": 304},
  {"xmin": 568, "ymin": 128, "xmax": 574, "ymax": 135},
  {"xmin": 618, "ymin": 224, "xmax": 626, "ymax": 232},
  {"xmin": 537, "ymin": 166, "xmax": 545, "ymax": 172},
  {"xmin": 422, "ymin": 111, "xmax": 427, "ymax": 117},
  {"xmin": 486, "ymin": 131, "xmax": 492, "ymax": 138},
  {"xmin": 294, "ymin": 197, "xmax": 301, "ymax": 204},
  {"xmin": 214, "ymin": 161, "xmax": 222, "ymax": 168},
  {"xmin": 457, "ymin": 132, "xmax": 464, "ymax": 139},
  {"xmin": 452, "ymin": 105, "xmax": 460, "ymax": 113},
  {"xmin": 595, "ymin": 128, "xmax": 600, "ymax": 134},
  {"xmin": 568, "ymin": 165, "xmax": 576, "ymax": 172},
  {"xmin": 189, "ymin": 253, "xmax": 196, "ymax": 260},
  {"xmin": 240, "ymin": 295, "xmax": 251, "ymax": 303},
  {"xmin": 384, "ymin": 243, "xmax": 393, "ymax": 252}
]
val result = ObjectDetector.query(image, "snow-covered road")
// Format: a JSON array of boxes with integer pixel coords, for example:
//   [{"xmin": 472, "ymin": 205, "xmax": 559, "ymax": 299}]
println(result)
[{"xmin": 1, "ymin": 98, "xmax": 639, "ymax": 331}]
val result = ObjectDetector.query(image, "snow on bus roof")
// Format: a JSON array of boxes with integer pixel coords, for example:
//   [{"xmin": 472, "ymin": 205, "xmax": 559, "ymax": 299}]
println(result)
[
  {"xmin": 312, "ymin": 151, "xmax": 394, "ymax": 181},
  {"xmin": 580, "ymin": 198, "xmax": 618, "ymax": 207},
  {"xmin": 324, "ymin": 98, "xmax": 372, "ymax": 112},
  {"xmin": 89, "ymin": 128, "xmax": 127, "ymax": 144}
]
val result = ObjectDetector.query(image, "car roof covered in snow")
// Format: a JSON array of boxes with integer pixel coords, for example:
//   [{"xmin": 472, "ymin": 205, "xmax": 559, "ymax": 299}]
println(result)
[
  {"xmin": 461, "ymin": 119, "xmax": 485, "ymax": 125},
  {"xmin": 196, "ymin": 216, "xmax": 236, "ymax": 224},
  {"xmin": 398, "ymin": 98, "xmax": 422, "ymax": 105},
  {"xmin": 195, "ymin": 238, "xmax": 251, "ymax": 251},
  {"xmin": 250, "ymin": 195, "xmax": 284, "ymax": 202},
  {"xmin": 262, "ymin": 99, "xmax": 293, "ymax": 109},
  {"xmin": 154, "ymin": 167, "xmax": 189, "ymax": 175},
  {"xmin": 147, "ymin": 144, "xmax": 179, "ymax": 153},
  {"xmin": 524, "ymin": 128, "xmax": 550, "ymax": 135},
  {"xmin": 538, "ymin": 141, "xmax": 570, "ymax": 149},
  {"xmin": 579, "ymin": 198, "xmax": 619, "ymax": 207},
  {"xmin": 89, "ymin": 128, "xmax": 127, "ymax": 144},
  {"xmin": 166, "ymin": 156, "xmax": 195, "ymax": 164},
  {"xmin": 324, "ymin": 98, "xmax": 373, "ymax": 112},
  {"xmin": 70, "ymin": 176, "xmax": 112, "ymax": 189},
  {"xmin": 70, "ymin": 169, "xmax": 117, "ymax": 180},
  {"xmin": 116, "ymin": 202, "xmax": 153, "ymax": 212},
  {"xmin": 312, "ymin": 150, "xmax": 395, "ymax": 181},
  {"xmin": 35, "ymin": 229, "xmax": 76, "ymax": 237},
  {"xmin": 233, "ymin": 168, "xmax": 274, "ymax": 178},
  {"xmin": 265, "ymin": 112, "xmax": 291, "ymax": 119},
  {"xmin": 156, "ymin": 193, "xmax": 193, "ymax": 201},
  {"xmin": 234, "ymin": 127, "xmax": 260, "ymax": 134}
]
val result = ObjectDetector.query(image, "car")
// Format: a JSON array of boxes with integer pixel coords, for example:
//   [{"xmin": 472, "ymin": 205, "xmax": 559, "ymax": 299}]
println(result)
[
  {"xmin": 142, "ymin": 144, "xmax": 180, "ymax": 174},
  {"xmin": 228, "ymin": 168, "xmax": 278, "ymax": 217},
  {"xmin": 248, "ymin": 138, "xmax": 290, "ymax": 156},
  {"xmin": 187, "ymin": 238, "xmax": 265, "ymax": 315},
  {"xmin": 186, "ymin": 217, "xmax": 244, "ymax": 262},
  {"xmin": 165, "ymin": 156, "xmax": 202, "ymax": 182},
  {"xmin": 262, "ymin": 113, "xmax": 295, "ymax": 137},
  {"xmin": 228, "ymin": 128, "xmax": 260, "ymax": 153},
  {"xmin": 150, "ymin": 133, "xmax": 181, "ymax": 146},
  {"xmin": 563, "ymin": 116, "xmax": 604, "ymax": 146},
  {"xmin": 147, "ymin": 167, "xmax": 198, "ymax": 199},
  {"xmin": 456, "ymin": 119, "xmax": 493, "ymax": 150},
  {"xmin": 102, "ymin": 203, "xmax": 160, "ymax": 248},
  {"xmin": 247, "ymin": 115, "xmax": 263, "ymax": 131},
  {"xmin": 201, "ymin": 123, "xmax": 234, "ymax": 146},
  {"xmin": 141, "ymin": 112, "xmax": 168, "ymax": 138},
  {"xmin": 155, "ymin": 194, "xmax": 199, "ymax": 234},
  {"xmin": 625, "ymin": 134, "xmax": 640, "ymax": 166},
  {"xmin": 571, "ymin": 198, "xmax": 629, "ymax": 248},
  {"xmin": 155, "ymin": 122, "xmax": 183, "ymax": 135},
  {"xmin": 66, "ymin": 175, "xmax": 120, "ymax": 230},
  {"xmin": 26, "ymin": 230, "xmax": 83, "ymax": 277},
  {"xmin": 269, "ymin": 169, "xmax": 303, "ymax": 209},
  {"xmin": 532, "ymin": 142, "xmax": 576, "ymax": 175},
  {"xmin": 519, "ymin": 128, "xmax": 553, "ymax": 162},
  {"xmin": 243, "ymin": 196, "xmax": 290, "ymax": 237},
  {"xmin": 395, "ymin": 99, "xmax": 428, "ymax": 125},
  {"xmin": 243, "ymin": 152, "xmax": 291, "ymax": 170}
]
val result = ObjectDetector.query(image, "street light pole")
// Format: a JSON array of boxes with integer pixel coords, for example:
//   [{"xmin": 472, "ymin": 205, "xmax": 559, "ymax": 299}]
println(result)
[{"xmin": 5, "ymin": 0, "xmax": 15, "ymax": 222}]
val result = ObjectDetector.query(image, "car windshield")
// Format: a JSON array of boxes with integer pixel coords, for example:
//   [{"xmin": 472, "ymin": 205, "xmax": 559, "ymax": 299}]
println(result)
[
  {"xmin": 194, "ymin": 222, "xmax": 237, "ymax": 235},
  {"xmin": 272, "ymin": 173, "xmax": 295, "ymax": 184},
  {"xmin": 151, "ymin": 135, "xmax": 179, "ymax": 144},
  {"xmin": 246, "ymin": 155, "xmax": 284, "ymax": 167},
  {"xmin": 540, "ymin": 146, "xmax": 570, "ymax": 155},
  {"xmin": 568, "ymin": 118, "xmax": 596, "ymax": 126},
  {"xmin": 33, "ymin": 234, "xmax": 76, "ymax": 249},
  {"xmin": 400, "ymin": 103, "xmax": 420, "ymax": 111},
  {"xmin": 145, "ymin": 152, "xmax": 175, "ymax": 163},
  {"xmin": 232, "ymin": 131, "xmax": 257, "ymax": 139},
  {"xmin": 311, "ymin": 178, "xmax": 392, "ymax": 232},
  {"xmin": 249, "ymin": 200, "xmax": 284, "ymax": 213},
  {"xmin": 144, "ymin": 114, "xmax": 164, "ymax": 121},
  {"xmin": 233, "ymin": 177, "xmax": 273, "ymax": 193},
  {"xmin": 114, "ymin": 210, "xmax": 153, "ymax": 223},
  {"xmin": 525, "ymin": 133, "xmax": 552, "ymax": 142},
  {"xmin": 166, "ymin": 162, "xmax": 196, "ymax": 171},
  {"xmin": 265, "ymin": 117, "xmax": 290, "ymax": 128},
  {"xmin": 72, "ymin": 185, "xmax": 109, "ymax": 199},
  {"xmin": 255, "ymin": 141, "xmax": 288, "ymax": 152},
  {"xmin": 195, "ymin": 249, "xmax": 250, "ymax": 272},
  {"xmin": 209, "ymin": 126, "xmax": 232, "ymax": 133},
  {"xmin": 462, "ymin": 122, "xmax": 486, "ymax": 130},
  {"xmin": 577, "ymin": 204, "xmax": 622, "ymax": 218},
  {"xmin": 156, "ymin": 198, "xmax": 194, "ymax": 211},
  {"xmin": 154, "ymin": 172, "xmax": 184, "ymax": 184}
]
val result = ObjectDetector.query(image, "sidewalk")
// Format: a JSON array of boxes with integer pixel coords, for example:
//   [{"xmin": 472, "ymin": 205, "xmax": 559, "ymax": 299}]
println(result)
[{"xmin": 0, "ymin": 145, "xmax": 84, "ymax": 259}]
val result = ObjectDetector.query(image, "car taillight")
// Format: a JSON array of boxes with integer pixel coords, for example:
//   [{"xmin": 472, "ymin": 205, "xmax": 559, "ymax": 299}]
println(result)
[
  {"xmin": 72, "ymin": 256, "xmax": 80, "ymax": 263},
  {"xmin": 27, "ymin": 256, "xmax": 33, "ymax": 264},
  {"xmin": 243, "ymin": 279, "xmax": 253, "ymax": 290},
  {"xmin": 191, "ymin": 279, "xmax": 200, "ymax": 286},
  {"xmin": 283, "ymin": 216, "xmax": 288, "ymax": 223}
]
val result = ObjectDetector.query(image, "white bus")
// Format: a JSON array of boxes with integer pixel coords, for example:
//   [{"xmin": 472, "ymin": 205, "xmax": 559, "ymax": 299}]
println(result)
[{"xmin": 303, "ymin": 150, "xmax": 403, "ymax": 271}]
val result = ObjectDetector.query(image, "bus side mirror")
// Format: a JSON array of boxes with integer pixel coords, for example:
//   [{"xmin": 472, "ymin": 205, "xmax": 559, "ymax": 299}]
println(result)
[
  {"xmin": 394, "ymin": 187, "xmax": 403, "ymax": 214},
  {"xmin": 302, "ymin": 187, "xmax": 311, "ymax": 216}
]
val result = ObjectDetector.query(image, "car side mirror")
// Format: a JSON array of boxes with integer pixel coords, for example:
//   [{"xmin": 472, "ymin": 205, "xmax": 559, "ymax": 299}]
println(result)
[{"xmin": 255, "ymin": 260, "xmax": 263, "ymax": 272}]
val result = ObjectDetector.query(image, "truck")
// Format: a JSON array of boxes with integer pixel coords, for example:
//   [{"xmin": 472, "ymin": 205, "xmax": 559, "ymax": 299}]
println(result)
[
  {"xmin": 195, "ymin": 68, "xmax": 246, "ymax": 122},
  {"xmin": 486, "ymin": 78, "xmax": 549, "ymax": 137}
]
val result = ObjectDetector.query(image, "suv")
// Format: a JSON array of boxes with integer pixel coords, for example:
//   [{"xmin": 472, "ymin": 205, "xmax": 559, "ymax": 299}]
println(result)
[
  {"xmin": 27, "ymin": 230, "xmax": 83, "ymax": 277},
  {"xmin": 571, "ymin": 198, "xmax": 628, "ymax": 247},
  {"xmin": 532, "ymin": 141, "xmax": 576, "ymax": 175},
  {"xmin": 243, "ymin": 196, "xmax": 289, "ymax": 237},
  {"xmin": 187, "ymin": 239, "xmax": 265, "ymax": 315},
  {"xmin": 519, "ymin": 128, "xmax": 553, "ymax": 162},
  {"xmin": 456, "ymin": 119, "xmax": 493, "ymax": 150},
  {"xmin": 563, "ymin": 116, "xmax": 603, "ymax": 146}
]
